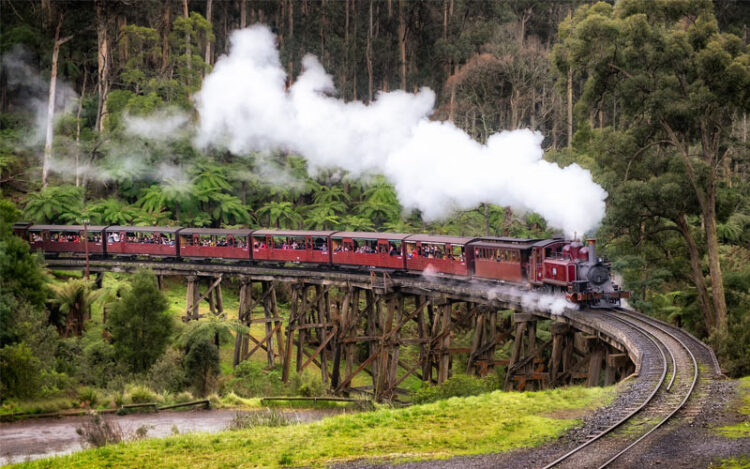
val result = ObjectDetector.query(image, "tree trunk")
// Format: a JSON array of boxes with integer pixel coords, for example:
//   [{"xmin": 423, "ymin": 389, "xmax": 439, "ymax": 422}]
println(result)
[
  {"xmin": 398, "ymin": 0, "xmax": 407, "ymax": 90},
  {"xmin": 240, "ymin": 0, "xmax": 247, "ymax": 28},
  {"xmin": 567, "ymin": 66, "xmax": 573, "ymax": 149},
  {"xmin": 183, "ymin": 0, "xmax": 191, "ymax": 84},
  {"xmin": 95, "ymin": 0, "xmax": 109, "ymax": 133},
  {"xmin": 161, "ymin": 0, "xmax": 171, "ymax": 72},
  {"xmin": 75, "ymin": 67, "xmax": 88, "ymax": 187},
  {"xmin": 366, "ymin": 0, "xmax": 373, "ymax": 103},
  {"xmin": 675, "ymin": 213, "xmax": 715, "ymax": 332},
  {"xmin": 204, "ymin": 0, "xmax": 213, "ymax": 69},
  {"xmin": 704, "ymin": 186, "xmax": 727, "ymax": 331},
  {"xmin": 288, "ymin": 0, "xmax": 294, "ymax": 77},
  {"xmin": 43, "ymin": 16, "xmax": 72, "ymax": 188}
]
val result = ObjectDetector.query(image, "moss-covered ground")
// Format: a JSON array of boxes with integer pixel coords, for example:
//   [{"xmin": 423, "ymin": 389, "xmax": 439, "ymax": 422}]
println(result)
[
  {"xmin": 12, "ymin": 385, "xmax": 614, "ymax": 469},
  {"xmin": 716, "ymin": 376, "xmax": 750, "ymax": 439}
]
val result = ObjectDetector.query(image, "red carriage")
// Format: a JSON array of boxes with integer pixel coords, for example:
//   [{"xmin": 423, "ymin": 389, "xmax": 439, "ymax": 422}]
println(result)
[
  {"xmin": 330, "ymin": 232, "xmax": 407, "ymax": 269},
  {"xmin": 179, "ymin": 228, "xmax": 252, "ymax": 260},
  {"xmin": 251, "ymin": 230, "xmax": 335, "ymax": 264},
  {"xmin": 105, "ymin": 226, "xmax": 181, "ymax": 257},
  {"xmin": 404, "ymin": 234, "xmax": 475, "ymax": 276},
  {"xmin": 23, "ymin": 224, "xmax": 107, "ymax": 255}
]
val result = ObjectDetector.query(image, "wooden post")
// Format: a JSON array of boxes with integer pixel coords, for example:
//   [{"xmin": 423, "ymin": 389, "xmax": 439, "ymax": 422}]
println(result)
[
  {"xmin": 264, "ymin": 281, "xmax": 275, "ymax": 367},
  {"xmin": 282, "ymin": 285, "xmax": 299, "ymax": 383},
  {"xmin": 549, "ymin": 322, "xmax": 570, "ymax": 384},
  {"xmin": 233, "ymin": 276, "xmax": 251, "ymax": 367},
  {"xmin": 368, "ymin": 290, "xmax": 379, "ymax": 388},
  {"xmin": 317, "ymin": 285, "xmax": 328, "ymax": 384},
  {"xmin": 387, "ymin": 294, "xmax": 403, "ymax": 396},
  {"xmin": 505, "ymin": 313, "xmax": 531, "ymax": 390},
  {"xmin": 416, "ymin": 295, "xmax": 428, "ymax": 384},
  {"xmin": 296, "ymin": 285, "xmax": 309, "ymax": 373},
  {"xmin": 438, "ymin": 302, "xmax": 451, "ymax": 384},
  {"xmin": 587, "ymin": 345, "xmax": 604, "ymax": 387},
  {"xmin": 214, "ymin": 281, "xmax": 224, "ymax": 316},
  {"xmin": 272, "ymin": 284, "xmax": 283, "ymax": 361},
  {"xmin": 375, "ymin": 294, "xmax": 395, "ymax": 399}
]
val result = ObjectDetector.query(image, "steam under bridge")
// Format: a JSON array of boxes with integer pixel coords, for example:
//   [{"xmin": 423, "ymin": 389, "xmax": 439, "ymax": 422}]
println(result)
[{"xmin": 45, "ymin": 258, "xmax": 721, "ymax": 405}]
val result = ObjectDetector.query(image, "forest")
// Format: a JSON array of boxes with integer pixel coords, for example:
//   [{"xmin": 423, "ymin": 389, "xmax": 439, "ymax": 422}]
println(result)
[{"xmin": 1, "ymin": 0, "xmax": 749, "ymax": 412}]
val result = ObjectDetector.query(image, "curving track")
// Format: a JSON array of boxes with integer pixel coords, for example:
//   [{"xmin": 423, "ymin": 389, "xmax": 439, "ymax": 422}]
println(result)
[{"xmin": 543, "ymin": 307, "xmax": 715, "ymax": 469}]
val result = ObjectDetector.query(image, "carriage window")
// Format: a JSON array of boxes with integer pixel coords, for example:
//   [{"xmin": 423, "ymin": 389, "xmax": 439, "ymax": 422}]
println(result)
[
  {"xmin": 313, "ymin": 238, "xmax": 327, "ymax": 250},
  {"xmin": 253, "ymin": 237, "xmax": 268, "ymax": 249},
  {"xmin": 452, "ymin": 245, "xmax": 464, "ymax": 261}
]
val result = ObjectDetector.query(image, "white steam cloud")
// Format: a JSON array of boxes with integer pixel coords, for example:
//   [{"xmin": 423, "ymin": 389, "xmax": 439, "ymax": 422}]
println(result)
[
  {"xmin": 124, "ymin": 108, "xmax": 190, "ymax": 141},
  {"xmin": 196, "ymin": 25, "xmax": 607, "ymax": 236},
  {"xmin": 486, "ymin": 285, "xmax": 577, "ymax": 316}
]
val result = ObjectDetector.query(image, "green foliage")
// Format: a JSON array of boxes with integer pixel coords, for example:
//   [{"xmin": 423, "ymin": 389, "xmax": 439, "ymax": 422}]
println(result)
[
  {"xmin": 0, "ymin": 342, "xmax": 42, "ymax": 399},
  {"xmin": 22, "ymin": 185, "xmax": 83, "ymax": 224},
  {"xmin": 125, "ymin": 384, "xmax": 160, "ymax": 404},
  {"xmin": 226, "ymin": 361, "xmax": 284, "ymax": 398},
  {"xmin": 290, "ymin": 370, "xmax": 326, "ymax": 398},
  {"xmin": 108, "ymin": 270, "xmax": 173, "ymax": 374},
  {"xmin": 226, "ymin": 409, "xmax": 290, "ymax": 431},
  {"xmin": 413, "ymin": 374, "xmax": 495, "ymax": 404},
  {"xmin": 148, "ymin": 347, "xmax": 186, "ymax": 393},
  {"xmin": 183, "ymin": 338, "xmax": 220, "ymax": 397}
]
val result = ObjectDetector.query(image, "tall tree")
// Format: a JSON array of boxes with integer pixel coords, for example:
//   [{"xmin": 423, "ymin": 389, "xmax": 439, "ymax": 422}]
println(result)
[
  {"xmin": 95, "ymin": 0, "xmax": 110, "ymax": 132},
  {"xmin": 557, "ymin": 0, "xmax": 750, "ymax": 332},
  {"xmin": 43, "ymin": 14, "xmax": 72, "ymax": 187}
]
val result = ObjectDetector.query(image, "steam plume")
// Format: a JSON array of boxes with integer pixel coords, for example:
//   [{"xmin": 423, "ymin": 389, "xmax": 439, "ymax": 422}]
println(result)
[{"xmin": 196, "ymin": 25, "xmax": 607, "ymax": 236}]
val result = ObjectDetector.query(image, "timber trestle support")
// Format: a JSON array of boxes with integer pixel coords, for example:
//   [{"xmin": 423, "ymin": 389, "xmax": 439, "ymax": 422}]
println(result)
[{"xmin": 53, "ymin": 261, "xmax": 636, "ymax": 402}]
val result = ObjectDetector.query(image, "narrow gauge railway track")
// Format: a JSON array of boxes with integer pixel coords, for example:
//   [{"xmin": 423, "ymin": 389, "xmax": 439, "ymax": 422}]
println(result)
[{"xmin": 543, "ymin": 308, "xmax": 700, "ymax": 469}]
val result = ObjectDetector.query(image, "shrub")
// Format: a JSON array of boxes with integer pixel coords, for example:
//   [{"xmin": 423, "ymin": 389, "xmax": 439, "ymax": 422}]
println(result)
[
  {"xmin": 226, "ymin": 361, "xmax": 284, "ymax": 397},
  {"xmin": 413, "ymin": 375, "xmax": 494, "ymax": 404},
  {"xmin": 77, "ymin": 386, "xmax": 100, "ymax": 408},
  {"xmin": 174, "ymin": 391, "xmax": 194, "ymax": 403},
  {"xmin": 125, "ymin": 384, "xmax": 160, "ymax": 404},
  {"xmin": 0, "ymin": 342, "xmax": 42, "ymax": 399},
  {"xmin": 290, "ymin": 370, "xmax": 326, "ymax": 397},
  {"xmin": 148, "ymin": 347, "xmax": 186, "ymax": 393},
  {"xmin": 108, "ymin": 270, "xmax": 173, "ymax": 374},
  {"xmin": 226, "ymin": 409, "xmax": 290, "ymax": 430},
  {"xmin": 184, "ymin": 338, "xmax": 221, "ymax": 397},
  {"xmin": 76, "ymin": 412, "xmax": 124, "ymax": 448}
]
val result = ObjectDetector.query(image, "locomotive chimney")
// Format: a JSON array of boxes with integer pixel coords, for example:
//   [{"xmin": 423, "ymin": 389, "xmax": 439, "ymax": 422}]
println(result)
[{"xmin": 587, "ymin": 239, "xmax": 596, "ymax": 263}]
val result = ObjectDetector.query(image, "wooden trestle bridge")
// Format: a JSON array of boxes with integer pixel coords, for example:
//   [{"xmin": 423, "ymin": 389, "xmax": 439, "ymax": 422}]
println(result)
[{"xmin": 48, "ymin": 258, "xmax": 640, "ymax": 401}]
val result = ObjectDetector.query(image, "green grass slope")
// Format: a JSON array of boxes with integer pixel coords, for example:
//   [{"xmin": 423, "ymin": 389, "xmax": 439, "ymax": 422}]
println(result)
[{"xmin": 14, "ymin": 386, "xmax": 613, "ymax": 468}]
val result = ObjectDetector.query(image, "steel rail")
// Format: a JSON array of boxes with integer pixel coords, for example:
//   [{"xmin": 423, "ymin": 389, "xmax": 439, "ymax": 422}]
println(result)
[
  {"xmin": 541, "ymin": 308, "xmax": 669, "ymax": 469},
  {"xmin": 595, "ymin": 309, "xmax": 699, "ymax": 468}
]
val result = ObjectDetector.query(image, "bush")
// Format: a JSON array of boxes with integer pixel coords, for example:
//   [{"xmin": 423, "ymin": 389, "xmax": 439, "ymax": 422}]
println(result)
[
  {"xmin": 108, "ymin": 270, "xmax": 173, "ymax": 374},
  {"xmin": 174, "ymin": 391, "xmax": 194, "ymax": 403},
  {"xmin": 226, "ymin": 361, "xmax": 284, "ymax": 397},
  {"xmin": 290, "ymin": 370, "xmax": 326, "ymax": 397},
  {"xmin": 77, "ymin": 386, "xmax": 100, "ymax": 408},
  {"xmin": 226, "ymin": 409, "xmax": 290, "ymax": 430},
  {"xmin": 0, "ymin": 342, "xmax": 42, "ymax": 399},
  {"xmin": 76, "ymin": 412, "xmax": 124, "ymax": 448},
  {"xmin": 413, "ymin": 375, "xmax": 494, "ymax": 404},
  {"xmin": 148, "ymin": 347, "xmax": 186, "ymax": 393},
  {"xmin": 184, "ymin": 338, "xmax": 221, "ymax": 397},
  {"xmin": 125, "ymin": 384, "xmax": 160, "ymax": 404}
]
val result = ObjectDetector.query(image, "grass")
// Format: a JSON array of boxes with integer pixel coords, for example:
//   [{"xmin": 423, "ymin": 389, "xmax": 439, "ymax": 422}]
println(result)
[
  {"xmin": 710, "ymin": 456, "xmax": 750, "ymax": 469},
  {"xmin": 11, "ymin": 386, "xmax": 615, "ymax": 468},
  {"xmin": 716, "ymin": 376, "xmax": 750, "ymax": 439}
]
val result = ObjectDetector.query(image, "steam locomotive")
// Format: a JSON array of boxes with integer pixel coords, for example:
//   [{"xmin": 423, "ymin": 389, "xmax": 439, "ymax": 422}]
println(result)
[{"xmin": 12, "ymin": 223, "xmax": 629, "ymax": 306}]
